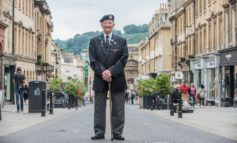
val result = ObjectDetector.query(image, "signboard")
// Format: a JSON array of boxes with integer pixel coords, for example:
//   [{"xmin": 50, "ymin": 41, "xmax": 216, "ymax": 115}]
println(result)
[
  {"xmin": 220, "ymin": 49, "xmax": 237, "ymax": 66},
  {"xmin": 206, "ymin": 60, "xmax": 216, "ymax": 68},
  {"xmin": 175, "ymin": 71, "xmax": 183, "ymax": 80}
]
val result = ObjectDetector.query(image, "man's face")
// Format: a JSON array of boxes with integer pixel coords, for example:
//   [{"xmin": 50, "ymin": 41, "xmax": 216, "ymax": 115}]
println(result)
[{"xmin": 101, "ymin": 20, "xmax": 115, "ymax": 34}]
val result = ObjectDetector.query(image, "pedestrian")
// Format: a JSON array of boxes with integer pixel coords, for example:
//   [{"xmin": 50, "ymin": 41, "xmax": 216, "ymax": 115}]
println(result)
[
  {"xmin": 179, "ymin": 81, "xmax": 189, "ymax": 101},
  {"xmin": 188, "ymin": 82, "xmax": 196, "ymax": 108},
  {"xmin": 82, "ymin": 95, "xmax": 87, "ymax": 107},
  {"xmin": 89, "ymin": 14, "xmax": 128, "ymax": 140},
  {"xmin": 13, "ymin": 67, "xmax": 26, "ymax": 113},
  {"xmin": 179, "ymin": 81, "xmax": 189, "ymax": 111},
  {"xmin": 23, "ymin": 84, "xmax": 29, "ymax": 105},
  {"xmin": 198, "ymin": 84, "xmax": 206, "ymax": 106},
  {"xmin": 234, "ymin": 89, "xmax": 237, "ymax": 107},
  {"xmin": 125, "ymin": 90, "xmax": 129, "ymax": 104},
  {"xmin": 131, "ymin": 90, "xmax": 135, "ymax": 105}
]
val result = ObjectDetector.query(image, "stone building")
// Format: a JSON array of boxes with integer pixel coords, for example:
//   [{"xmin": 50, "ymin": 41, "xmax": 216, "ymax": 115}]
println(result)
[
  {"xmin": 219, "ymin": 0, "xmax": 237, "ymax": 106},
  {"xmin": 125, "ymin": 44, "xmax": 139, "ymax": 90},
  {"xmin": 0, "ymin": 0, "xmax": 15, "ymax": 102},
  {"xmin": 169, "ymin": 0, "xmax": 237, "ymax": 106},
  {"xmin": 138, "ymin": 3, "xmax": 172, "ymax": 78},
  {"xmin": 34, "ymin": 0, "xmax": 53, "ymax": 81},
  {"xmin": 0, "ymin": 0, "xmax": 53, "ymax": 102},
  {"xmin": 60, "ymin": 52, "xmax": 84, "ymax": 82}
]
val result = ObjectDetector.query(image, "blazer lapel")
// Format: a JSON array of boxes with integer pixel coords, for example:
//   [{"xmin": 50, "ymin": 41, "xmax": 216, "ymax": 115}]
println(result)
[
  {"xmin": 97, "ymin": 34, "xmax": 109, "ymax": 57},
  {"xmin": 111, "ymin": 34, "xmax": 119, "ymax": 48}
]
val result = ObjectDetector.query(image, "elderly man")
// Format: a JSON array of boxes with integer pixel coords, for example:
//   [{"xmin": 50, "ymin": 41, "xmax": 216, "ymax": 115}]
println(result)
[{"xmin": 89, "ymin": 14, "xmax": 128, "ymax": 140}]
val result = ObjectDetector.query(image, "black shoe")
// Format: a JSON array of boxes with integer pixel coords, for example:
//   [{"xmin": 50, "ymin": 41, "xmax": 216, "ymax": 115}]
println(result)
[
  {"xmin": 113, "ymin": 135, "xmax": 125, "ymax": 140},
  {"xmin": 91, "ymin": 135, "xmax": 105, "ymax": 140}
]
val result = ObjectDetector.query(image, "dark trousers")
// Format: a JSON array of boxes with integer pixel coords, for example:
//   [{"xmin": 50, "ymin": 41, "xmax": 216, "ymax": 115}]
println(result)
[
  {"xmin": 94, "ymin": 91, "xmax": 125, "ymax": 136},
  {"xmin": 199, "ymin": 98, "xmax": 205, "ymax": 106}
]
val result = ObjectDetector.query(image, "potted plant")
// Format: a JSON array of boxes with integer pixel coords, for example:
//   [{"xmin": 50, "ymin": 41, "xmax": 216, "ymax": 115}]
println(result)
[
  {"xmin": 64, "ymin": 79, "xmax": 85, "ymax": 108},
  {"xmin": 155, "ymin": 74, "xmax": 172, "ymax": 109},
  {"xmin": 48, "ymin": 78, "xmax": 62, "ymax": 94},
  {"xmin": 48, "ymin": 78, "xmax": 66, "ymax": 108},
  {"xmin": 137, "ymin": 78, "xmax": 157, "ymax": 109},
  {"xmin": 155, "ymin": 74, "xmax": 171, "ymax": 99}
]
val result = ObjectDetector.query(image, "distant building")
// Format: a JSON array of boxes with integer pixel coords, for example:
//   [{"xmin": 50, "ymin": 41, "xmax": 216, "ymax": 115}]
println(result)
[
  {"xmin": 138, "ymin": 3, "xmax": 172, "ymax": 78},
  {"xmin": 125, "ymin": 44, "xmax": 139, "ymax": 90},
  {"xmin": 60, "ymin": 52, "xmax": 84, "ymax": 82}
]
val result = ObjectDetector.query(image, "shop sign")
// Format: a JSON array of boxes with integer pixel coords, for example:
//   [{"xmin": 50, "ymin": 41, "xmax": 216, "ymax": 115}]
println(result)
[
  {"xmin": 220, "ymin": 49, "xmax": 237, "ymax": 66},
  {"xmin": 195, "ymin": 61, "xmax": 202, "ymax": 69},
  {"xmin": 206, "ymin": 60, "xmax": 216, "ymax": 68},
  {"xmin": 175, "ymin": 71, "xmax": 183, "ymax": 80}
]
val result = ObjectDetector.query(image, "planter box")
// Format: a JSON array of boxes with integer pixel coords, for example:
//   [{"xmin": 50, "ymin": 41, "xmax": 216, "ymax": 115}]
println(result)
[{"xmin": 54, "ymin": 93, "xmax": 67, "ymax": 108}]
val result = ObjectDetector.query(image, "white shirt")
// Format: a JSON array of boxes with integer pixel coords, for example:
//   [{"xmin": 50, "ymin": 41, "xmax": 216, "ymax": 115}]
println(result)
[{"xmin": 103, "ymin": 32, "xmax": 112, "ymax": 43}]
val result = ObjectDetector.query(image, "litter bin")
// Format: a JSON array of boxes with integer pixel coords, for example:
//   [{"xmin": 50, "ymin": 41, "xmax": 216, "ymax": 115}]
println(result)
[{"xmin": 28, "ymin": 81, "xmax": 47, "ymax": 113}]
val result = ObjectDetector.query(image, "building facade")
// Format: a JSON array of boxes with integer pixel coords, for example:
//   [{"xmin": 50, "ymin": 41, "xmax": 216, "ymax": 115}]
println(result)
[
  {"xmin": 170, "ymin": 0, "xmax": 237, "ymax": 106},
  {"xmin": 219, "ymin": 0, "xmax": 237, "ymax": 106},
  {"xmin": 125, "ymin": 44, "xmax": 139, "ymax": 90},
  {"xmin": 0, "ymin": 0, "xmax": 15, "ymax": 102},
  {"xmin": 138, "ymin": 4, "xmax": 172, "ymax": 78},
  {"xmin": 0, "ymin": 0, "xmax": 53, "ymax": 103},
  {"xmin": 34, "ymin": 0, "xmax": 53, "ymax": 81},
  {"xmin": 60, "ymin": 52, "xmax": 84, "ymax": 82}
]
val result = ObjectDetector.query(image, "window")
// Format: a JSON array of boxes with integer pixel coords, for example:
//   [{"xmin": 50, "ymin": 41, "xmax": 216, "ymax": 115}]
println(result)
[
  {"xmin": 200, "ymin": 29, "xmax": 202, "ymax": 54},
  {"xmin": 199, "ymin": 0, "xmax": 202, "ymax": 15},
  {"xmin": 231, "ymin": 7, "xmax": 236, "ymax": 46},
  {"xmin": 208, "ymin": 23, "xmax": 212, "ymax": 52},
  {"xmin": 204, "ymin": 26, "xmax": 207, "ymax": 53},
  {"xmin": 214, "ymin": 20, "xmax": 217, "ymax": 51},
  {"xmin": 203, "ymin": 0, "xmax": 206, "ymax": 12},
  {"xmin": 208, "ymin": 0, "xmax": 211, "ymax": 6},
  {"xmin": 224, "ymin": 9, "xmax": 229, "ymax": 48}
]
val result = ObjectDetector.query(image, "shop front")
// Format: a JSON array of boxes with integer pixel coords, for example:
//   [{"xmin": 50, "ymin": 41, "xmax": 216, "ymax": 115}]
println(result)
[
  {"xmin": 203, "ymin": 55, "xmax": 220, "ymax": 106},
  {"xmin": 219, "ymin": 48, "xmax": 237, "ymax": 107},
  {"xmin": 190, "ymin": 58, "xmax": 204, "ymax": 88},
  {"xmin": 191, "ymin": 55, "xmax": 220, "ymax": 106}
]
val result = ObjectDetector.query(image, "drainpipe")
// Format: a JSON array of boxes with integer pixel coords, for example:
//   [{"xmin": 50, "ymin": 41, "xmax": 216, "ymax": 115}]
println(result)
[{"xmin": 12, "ymin": 0, "xmax": 15, "ymax": 55}]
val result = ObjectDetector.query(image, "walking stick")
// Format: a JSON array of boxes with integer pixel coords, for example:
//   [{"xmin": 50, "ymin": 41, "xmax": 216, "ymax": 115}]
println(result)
[{"xmin": 109, "ymin": 83, "xmax": 113, "ymax": 141}]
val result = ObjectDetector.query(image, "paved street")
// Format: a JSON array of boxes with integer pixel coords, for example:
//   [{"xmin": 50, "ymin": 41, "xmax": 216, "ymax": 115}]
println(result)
[{"xmin": 0, "ymin": 104, "xmax": 236, "ymax": 143}]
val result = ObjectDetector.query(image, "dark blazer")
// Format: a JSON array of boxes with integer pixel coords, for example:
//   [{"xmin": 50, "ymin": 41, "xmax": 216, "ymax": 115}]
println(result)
[{"xmin": 89, "ymin": 34, "xmax": 129, "ymax": 93}]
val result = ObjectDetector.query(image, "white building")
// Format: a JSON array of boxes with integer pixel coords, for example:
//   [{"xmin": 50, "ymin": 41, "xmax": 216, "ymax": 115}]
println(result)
[{"xmin": 60, "ymin": 52, "xmax": 84, "ymax": 82}]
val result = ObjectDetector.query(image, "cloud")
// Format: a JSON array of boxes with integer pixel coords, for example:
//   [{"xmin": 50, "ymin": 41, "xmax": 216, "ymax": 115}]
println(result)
[{"xmin": 48, "ymin": 0, "xmax": 167, "ymax": 40}]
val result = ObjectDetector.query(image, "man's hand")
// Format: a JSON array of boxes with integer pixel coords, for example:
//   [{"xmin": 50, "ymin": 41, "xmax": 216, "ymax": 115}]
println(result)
[{"xmin": 102, "ymin": 70, "xmax": 112, "ymax": 82}]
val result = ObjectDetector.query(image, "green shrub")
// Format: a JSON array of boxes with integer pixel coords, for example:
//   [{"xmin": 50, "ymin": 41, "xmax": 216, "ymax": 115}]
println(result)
[
  {"xmin": 64, "ymin": 79, "xmax": 85, "ymax": 100},
  {"xmin": 48, "ymin": 78, "xmax": 62, "ymax": 93}
]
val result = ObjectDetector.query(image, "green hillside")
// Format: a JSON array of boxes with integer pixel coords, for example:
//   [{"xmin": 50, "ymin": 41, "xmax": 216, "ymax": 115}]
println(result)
[{"xmin": 54, "ymin": 24, "xmax": 148, "ymax": 55}]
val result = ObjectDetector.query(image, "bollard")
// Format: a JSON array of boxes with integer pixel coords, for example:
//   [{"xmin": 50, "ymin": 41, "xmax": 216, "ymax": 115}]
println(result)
[
  {"xmin": 41, "ymin": 86, "xmax": 46, "ymax": 117},
  {"xmin": 178, "ymin": 90, "xmax": 182, "ymax": 118},
  {"xmin": 170, "ymin": 90, "xmax": 174, "ymax": 116},
  {"xmin": 49, "ymin": 91, "xmax": 53, "ymax": 115}
]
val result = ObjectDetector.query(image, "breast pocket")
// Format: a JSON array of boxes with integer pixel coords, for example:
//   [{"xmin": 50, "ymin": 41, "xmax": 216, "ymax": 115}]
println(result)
[{"xmin": 110, "ymin": 48, "xmax": 122, "ymax": 61}]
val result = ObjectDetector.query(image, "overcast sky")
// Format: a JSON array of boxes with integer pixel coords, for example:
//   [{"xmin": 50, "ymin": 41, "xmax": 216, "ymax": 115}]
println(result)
[{"xmin": 47, "ymin": 0, "xmax": 167, "ymax": 40}]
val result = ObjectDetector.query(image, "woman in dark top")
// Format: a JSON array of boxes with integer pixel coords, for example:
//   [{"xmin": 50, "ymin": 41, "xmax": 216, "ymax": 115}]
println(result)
[{"xmin": 24, "ymin": 84, "xmax": 29, "ymax": 105}]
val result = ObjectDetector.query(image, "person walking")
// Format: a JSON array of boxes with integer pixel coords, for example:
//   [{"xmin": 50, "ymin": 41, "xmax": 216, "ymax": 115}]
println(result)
[
  {"xmin": 131, "ymin": 90, "xmax": 135, "ymax": 105},
  {"xmin": 23, "ymin": 84, "xmax": 29, "ymax": 105},
  {"xmin": 188, "ymin": 82, "xmax": 196, "ymax": 108},
  {"xmin": 13, "ymin": 67, "xmax": 26, "ymax": 113},
  {"xmin": 89, "ymin": 14, "xmax": 128, "ymax": 140},
  {"xmin": 198, "ymin": 84, "xmax": 206, "ymax": 106}
]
